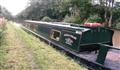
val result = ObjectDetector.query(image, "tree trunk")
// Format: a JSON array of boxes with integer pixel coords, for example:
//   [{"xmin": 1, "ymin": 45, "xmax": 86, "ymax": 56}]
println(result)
[
  {"xmin": 108, "ymin": 0, "xmax": 114, "ymax": 27},
  {"xmin": 108, "ymin": 10, "xmax": 112, "ymax": 27},
  {"xmin": 104, "ymin": 0, "xmax": 108, "ymax": 26}
]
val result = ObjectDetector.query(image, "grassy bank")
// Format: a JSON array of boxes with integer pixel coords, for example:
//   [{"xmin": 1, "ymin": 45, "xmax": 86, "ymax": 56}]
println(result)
[
  {"xmin": 0, "ymin": 21, "xmax": 7, "ymax": 69},
  {"xmin": 0, "ymin": 34, "xmax": 7, "ymax": 69},
  {"xmin": 1, "ymin": 21, "xmax": 34, "ymax": 70},
  {"xmin": 0, "ymin": 22, "xmax": 87, "ymax": 70},
  {"xmin": 14, "ymin": 23, "xmax": 87, "ymax": 70}
]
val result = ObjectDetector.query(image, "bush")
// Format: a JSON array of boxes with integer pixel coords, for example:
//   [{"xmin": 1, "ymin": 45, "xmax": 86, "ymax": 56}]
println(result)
[
  {"xmin": 41, "ymin": 16, "xmax": 53, "ymax": 22},
  {"xmin": 63, "ymin": 15, "xmax": 82, "ymax": 24},
  {"xmin": 115, "ymin": 23, "xmax": 120, "ymax": 29},
  {"xmin": 87, "ymin": 15, "xmax": 103, "ymax": 23},
  {"xmin": 0, "ymin": 29, "xmax": 4, "ymax": 45},
  {"xmin": 0, "ymin": 21, "xmax": 6, "ymax": 45}
]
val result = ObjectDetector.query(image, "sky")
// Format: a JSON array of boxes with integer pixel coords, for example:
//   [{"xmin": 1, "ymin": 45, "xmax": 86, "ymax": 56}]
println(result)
[{"xmin": 0, "ymin": 0, "xmax": 29, "ymax": 16}]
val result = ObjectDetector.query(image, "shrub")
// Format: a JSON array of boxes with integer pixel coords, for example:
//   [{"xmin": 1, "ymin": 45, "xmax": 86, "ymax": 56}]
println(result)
[
  {"xmin": 115, "ymin": 23, "xmax": 120, "ymax": 29},
  {"xmin": 87, "ymin": 15, "xmax": 103, "ymax": 23},
  {"xmin": 41, "ymin": 16, "xmax": 53, "ymax": 22},
  {"xmin": 0, "ymin": 20, "xmax": 6, "ymax": 45},
  {"xmin": 0, "ymin": 29, "xmax": 4, "ymax": 45},
  {"xmin": 63, "ymin": 15, "xmax": 82, "ymax": 24}
]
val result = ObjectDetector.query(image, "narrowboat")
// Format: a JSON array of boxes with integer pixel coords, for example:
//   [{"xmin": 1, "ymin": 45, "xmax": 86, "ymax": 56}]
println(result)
[
  {"xmin": 22, "ymin": 20, "xmax": 120, "ymax": 70},
  {"xmin": 23, "ymin": 20, "xmax": 113, "ymax": 52}
]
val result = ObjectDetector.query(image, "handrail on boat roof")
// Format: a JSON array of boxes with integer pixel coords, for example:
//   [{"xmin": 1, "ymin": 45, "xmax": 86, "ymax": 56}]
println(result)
[
  {"xmin": 24, "ymin": 20, "xmax": 90, "ymax": 31},
  {"xmin": 98, "ymin": 43, "xmax": 120, "ymax": 50}
]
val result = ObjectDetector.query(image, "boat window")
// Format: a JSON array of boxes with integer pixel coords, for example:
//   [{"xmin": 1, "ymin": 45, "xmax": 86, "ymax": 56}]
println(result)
[{"xmin": 51, "ymin": 30, "xmax": 61, "ymax": 41}]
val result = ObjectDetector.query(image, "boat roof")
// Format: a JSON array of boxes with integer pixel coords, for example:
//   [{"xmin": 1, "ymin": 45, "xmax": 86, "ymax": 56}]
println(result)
[{"xmin": 25, "ymin": 20, "xmax": 90, "ymax": 32}]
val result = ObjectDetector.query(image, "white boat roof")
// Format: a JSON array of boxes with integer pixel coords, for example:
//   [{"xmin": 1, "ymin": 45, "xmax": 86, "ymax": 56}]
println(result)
[{"xmin": 25, "ymin": 20, "xmax": 90, "ymax": 32}]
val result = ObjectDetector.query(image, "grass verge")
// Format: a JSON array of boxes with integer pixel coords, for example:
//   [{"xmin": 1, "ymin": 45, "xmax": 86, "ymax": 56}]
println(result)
[
  {"xmin": 14, "ymin": 23, "xmax": 87, "ymax": 70},
  {"xmin": 1, "ymin": 22, "xmax": 34, "ymax": 70},
  {"xmin": 0, "ymin": 22, "xmax": 7, "ymax": 69}
]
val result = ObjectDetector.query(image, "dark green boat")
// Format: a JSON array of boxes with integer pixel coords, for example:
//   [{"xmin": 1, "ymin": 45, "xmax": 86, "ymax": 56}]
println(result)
[
  {"xmin": 22, "ymin": 20, "xmax": 120, "ymax": 70},
  {"xmin": 24, "ymin": 20, "xmax": 113, "ymax": 52}
]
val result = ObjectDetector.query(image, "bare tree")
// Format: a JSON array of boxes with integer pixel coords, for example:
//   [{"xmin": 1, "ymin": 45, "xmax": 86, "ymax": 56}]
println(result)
[
  {"xmin": 108, "ymin": 0, "xmax": 114, "ymax": 27},
  {"xmin": 99, "ymin": 0, "xmax": 115, "ymax": 27}
]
